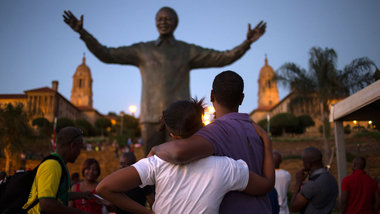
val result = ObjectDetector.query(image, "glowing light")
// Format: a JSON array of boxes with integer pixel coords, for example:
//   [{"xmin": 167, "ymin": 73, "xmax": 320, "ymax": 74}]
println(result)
[
  {"xmin": 368, "ymin": 121, "xmax": 372, "ymax": 124},
  {"xmin": 129, "ymin": 105, "xmax": 137, "ymax": 115},
  {"xmin": 204, "ymin": 120, "xmax": 211, "ymax": 125},
  {"xmin": 353, "ymin": 120, "xmax": 357, "ymax": 124},
  {"xmin": 203, "ymin": 114, "xmax": 210, "ymax": 121},
  {"xmin": 207, "ymin": 106, "xmax": 215, "ymax": 114}
]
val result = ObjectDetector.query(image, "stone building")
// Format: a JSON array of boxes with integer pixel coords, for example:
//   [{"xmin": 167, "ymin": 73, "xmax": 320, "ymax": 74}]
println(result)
[
  {"xmin": 250, "ymin": 56, "xmax": 279, "ymax": 122},
  {"xmin": 71, "ymin": 56, "xmax": 93, "ymax": 107},
  {"xmin": 0, "ymin": 56, "xmax": 102, "ymax": 125},
  {"xmin": 249, "ymin": 56, "xmax": 341, "ymax": 135}
]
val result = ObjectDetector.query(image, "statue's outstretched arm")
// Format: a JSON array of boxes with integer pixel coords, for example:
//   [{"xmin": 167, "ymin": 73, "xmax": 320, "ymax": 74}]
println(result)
[
  {"xmin": 63, "ymin": 10, "xmax": 138, "ymax": 66},
  {"xmin": 189, "ymin": 20, "xmax": 266, "ymax": 69}
]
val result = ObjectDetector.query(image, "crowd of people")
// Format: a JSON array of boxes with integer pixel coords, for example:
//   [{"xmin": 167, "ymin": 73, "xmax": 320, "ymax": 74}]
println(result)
[{"xmin": 4, "ymin": 70, "xmax": 377, "ymax": 214}]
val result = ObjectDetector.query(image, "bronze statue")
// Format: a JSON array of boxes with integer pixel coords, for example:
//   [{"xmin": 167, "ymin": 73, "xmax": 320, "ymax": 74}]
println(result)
[{"xmin": 63, "ymin": 7, "xmax": 266, "ymax": 153}]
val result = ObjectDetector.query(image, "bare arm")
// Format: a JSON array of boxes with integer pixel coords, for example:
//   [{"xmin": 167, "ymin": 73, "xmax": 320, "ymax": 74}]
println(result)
[
  {"xmin": 69, "ymin": 191, "xmax": 94, "ymax": 201},
  {"xmin": 39, "ymin": 198, "xmax": 88, "ymax": 214},
  {"xmin": 96, "ymin": 167, "xmax": 153, "ymax": 214},
  {"xmin": 149, "ymin": 135, "xmax": 214, "ymax": 164},
  {"xmin": 243, "ymin": 122, "xmax": 275, "ymax": 195}
]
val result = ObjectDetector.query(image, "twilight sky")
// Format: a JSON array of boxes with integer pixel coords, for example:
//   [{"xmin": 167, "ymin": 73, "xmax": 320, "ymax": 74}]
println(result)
[{"xmin": 0, "ymin": 0, "xmax": 379, "ymax": 117}]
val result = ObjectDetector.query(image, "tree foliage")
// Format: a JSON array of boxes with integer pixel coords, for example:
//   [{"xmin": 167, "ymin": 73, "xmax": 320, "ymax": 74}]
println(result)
[
  {"xmin": 119, "ymin": 114, "xmax": 141, "ymax": 139},
  {"xmin": 270, "ymin": 113, "xmax": 299, "ymax": 136},
  {"xmin": 0, "ymin": 104, "xmax": 33, "ymax": 172},
  {"xmin": 297, "ymin": 114, "xmax": 315, "ymax": 132},
  {"xmin": 95, "ymin": 118, "xmax": 112, "ymax": 136},
  {"xmin": 276, "ymin": 46, "xmax": 377, "ymax": 162},
  {"xmin": 56, "ymin": 117, "xmax": 74, "ymax": 133},
  {"xmin": 32, "ymin": 117, "xmax": 51, "ymax": 137},
  {"xmin": 75, "ymin": 119, "xmax": 95, "ymax": 136},
  {"xmin": 258, "ymin": 113, "xmax": 315, "ymax": 136}
]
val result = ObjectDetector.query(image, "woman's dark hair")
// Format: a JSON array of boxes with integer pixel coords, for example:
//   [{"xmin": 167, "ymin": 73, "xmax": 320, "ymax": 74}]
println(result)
[
  {"xmin": 81, "ymin": 158, "xmax": 100, "ymax": 178},
  {"xmin": 121, "ymin": 152, "xmax": 137, "ymax": 165},
  {"xmin": 162, "ymin": 98, "xmax": 205, "ymax": 138}
]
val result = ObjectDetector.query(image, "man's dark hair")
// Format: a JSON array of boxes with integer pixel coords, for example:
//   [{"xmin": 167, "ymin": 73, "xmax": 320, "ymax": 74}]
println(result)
[
  {"xmin": 162, "ymin": 98, "xmax": 205, "ymax": 138},
  {"xmin": 81, "ymin": 158, "xmax": 100, "ymax": 177},
  {"xmin": 353, "ymin": 156, "xmax": 366, "ymax": 170},
  {"xmin": 156, "ymin": 7, "xmax": 179, "ymax": 28},
  {"xmin": 302, "ymin": 147, "xmax": 323, "ymax": 164},
  {"xmin": 56, "ymin": 126, "xmax": 82, "ymax": 147},
  {"xmin": 212, "ymin": 70, "xmax": 244, "ymax": 110}
]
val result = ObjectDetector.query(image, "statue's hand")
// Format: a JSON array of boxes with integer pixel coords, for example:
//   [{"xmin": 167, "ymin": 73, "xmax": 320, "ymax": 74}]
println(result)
[
  {"xmin": 247, "ymin": 21, "xmax": 266, "ymax": 43},
  {"xmin": 63, "ymin": 10, "xmax": 83, "ymax": 33}
]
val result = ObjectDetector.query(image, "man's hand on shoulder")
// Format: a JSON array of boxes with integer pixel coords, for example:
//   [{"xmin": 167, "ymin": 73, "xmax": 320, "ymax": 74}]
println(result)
[
  {"xmin": 147, "ymin": 146, "xmax": 157, "ymax": 158},
  {"xmin": 251, "ymin": 121, "xmax": 271, "ymax": 149}
]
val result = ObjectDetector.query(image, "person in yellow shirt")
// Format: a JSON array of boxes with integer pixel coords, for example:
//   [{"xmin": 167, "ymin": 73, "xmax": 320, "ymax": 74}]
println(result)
[{"xmin": 23, "ymin": 127, "xmax": 92, "ymax": 214}]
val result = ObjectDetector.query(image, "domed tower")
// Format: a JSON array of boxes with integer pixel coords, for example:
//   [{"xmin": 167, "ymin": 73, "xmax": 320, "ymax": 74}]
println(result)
[
  {"xmin": 258, "ymin": 55, "xmax": 279, "ymax": 109},
  {"xmin": 71, "ymin": 55, "xmax": 93, "ymax": 107}
]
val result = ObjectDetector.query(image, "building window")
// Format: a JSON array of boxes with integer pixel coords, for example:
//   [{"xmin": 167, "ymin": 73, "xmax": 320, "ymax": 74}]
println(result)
[
  {"xmin": 266, "ymin": 80, "xmax": 271, "ymax": 88},
  {"xmin": 79, "ymin": 79, "xmax": 82, "ymax": 88}
]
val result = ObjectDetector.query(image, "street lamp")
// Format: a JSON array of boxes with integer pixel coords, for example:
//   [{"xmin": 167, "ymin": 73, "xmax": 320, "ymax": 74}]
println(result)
[
  {"xmin": 129, "ymin": 105, "xmax": 137, "ymax": 117},
  {"xmin": 120, "ymin": 111, "xmax": 125, "ymax": 136}
]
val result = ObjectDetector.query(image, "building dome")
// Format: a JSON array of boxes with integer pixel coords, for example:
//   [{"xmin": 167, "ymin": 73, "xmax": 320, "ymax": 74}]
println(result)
[
  {"xmin": 71, "ymin": 55, "xmax": 93, "ymax": 107},
  {"xmin": 257, "ymin": 56, "xmax": 279, "ymax": 109},
  {"xmin": 259, "ymin": 57, "xmax": 275, "ymax": 79},
  {"xmin": 74, "ymin": 57, "xmax": 92, "ymax": 77}
]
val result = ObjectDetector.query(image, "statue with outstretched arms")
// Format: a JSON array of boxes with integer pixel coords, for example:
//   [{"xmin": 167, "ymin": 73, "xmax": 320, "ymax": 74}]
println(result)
[{"xmin": 63, "ymin": 7, "xmax": 266, "ymax": 154}]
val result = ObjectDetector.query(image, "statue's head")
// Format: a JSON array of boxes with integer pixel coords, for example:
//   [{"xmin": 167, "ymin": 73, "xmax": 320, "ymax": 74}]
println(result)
[{"xmin": 156, "ymin": 7, "xmax": 178, "ymax": 36}]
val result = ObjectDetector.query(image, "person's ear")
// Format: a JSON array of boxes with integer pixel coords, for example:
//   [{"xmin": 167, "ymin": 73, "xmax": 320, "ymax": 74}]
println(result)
[
  {"xmin": 239, "ymin": 93, "xmax": 245, "ymax": 105},
  {"xmin": 210, "ymin": 90, "xmax": 215, "ymax": 102}
]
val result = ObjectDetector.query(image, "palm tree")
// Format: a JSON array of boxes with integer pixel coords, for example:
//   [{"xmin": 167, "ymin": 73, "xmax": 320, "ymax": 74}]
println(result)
[
  {"xmin": 0, "ymin": 103, "xmax": 32, "ymax": 173},
  {"xmin": 276, "ymin": 47, "xmax": 377, "ymax": 163}
]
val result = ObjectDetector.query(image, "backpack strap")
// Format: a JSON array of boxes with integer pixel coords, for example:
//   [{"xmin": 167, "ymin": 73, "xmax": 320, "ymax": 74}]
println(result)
[{"xmin": 24, "ymin": 154, "xmax": 68, "ymax": 211}]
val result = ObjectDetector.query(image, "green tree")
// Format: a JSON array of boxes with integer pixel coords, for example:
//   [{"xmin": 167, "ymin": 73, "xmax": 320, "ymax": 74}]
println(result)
[
  {"xmin": 75, "ymin": 119, "xmax": 95, "ymax": 136},
  {"xmin": 32, "ymin": 117, "xmax": 51, "ymax": 137},
  {"xmin": 258, "ymin": 119, "xmax": 268, "ymax": 131},
  {"xmin": 56, "ymin": 117, "xmax": 74, "ymax": 133},
  {"xmin": 95, "ymin": 118, "xmax": 112, "ymax": 136},
  {"xmin": 276, "ymin": 47, "xmax": 377, "ymax": 162},
  {"xmin": 0, "ymin": 104, "xmax": 32, "ymax": 173},
  {"xmin": 270, "ymin": 113, "xmax": 299, "ymax": 136},
  {"xmin": 297, "ymin": 115, "xmax": 315, "ymax": 133}
]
